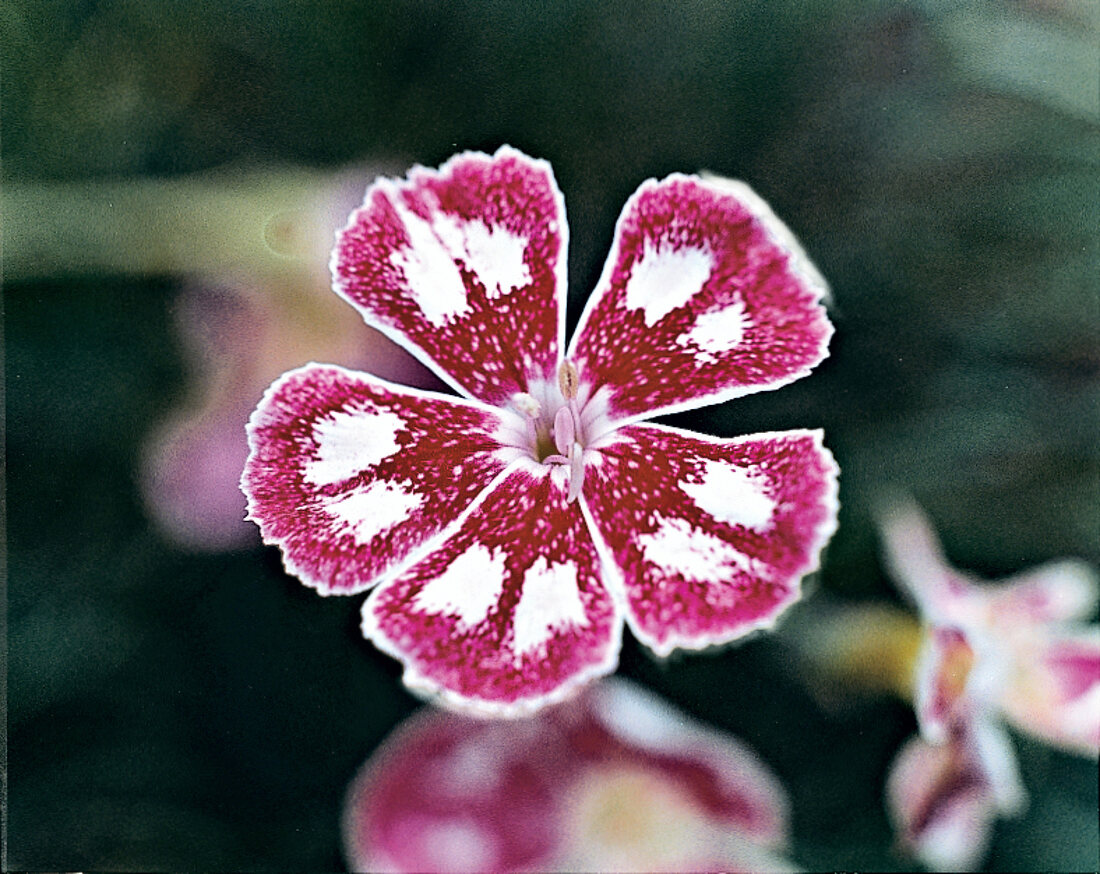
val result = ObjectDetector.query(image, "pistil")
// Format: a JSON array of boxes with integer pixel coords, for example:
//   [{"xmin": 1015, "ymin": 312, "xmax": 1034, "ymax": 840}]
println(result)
[{"xmin": 513, "ymin": 365, "xmax": 588, "ymax": 502}]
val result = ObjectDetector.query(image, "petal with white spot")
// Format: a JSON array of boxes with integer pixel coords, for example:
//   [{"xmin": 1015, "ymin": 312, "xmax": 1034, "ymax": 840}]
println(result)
[
  {"xmin": 363, "ymin": 463, "xmax": 622, "ymax": 716},
  {"xmin": 332, "ymin": 146, "xmax": 568, "ymax": 406},
  {"xmin": 411, "ymin": 543, "xmax": 509, "ymax": 627},
  {"xmin": 242, "ymin": 364, "xmax": 511, "ymax": 595},
  {"xmin": 303, "ymin": 406, "xmax": 406, "ymax": 486},
  {"xmin": 582, "ymin": 424, "xmax": 838, "ymax": 655},
  {"xmin": 321, "ymin": 479, "xmax": 424, "ymax": 545},
  {"xmin": 680, "ymin": 459, "xmax": 775, "ymax": 530},
  {"xmin": 569, "ymin": 175, "xmax": 832, "ymax": 425},
  {"xmin": 514, "ymin": 558, "xmax": 590, "ymax": 659}
]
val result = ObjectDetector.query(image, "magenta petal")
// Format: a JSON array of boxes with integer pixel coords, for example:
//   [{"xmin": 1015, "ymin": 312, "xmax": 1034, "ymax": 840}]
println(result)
[
  {"xmin": 362, "ymin": 464, "xmax": 622, "ymax": 715},
  {"xmin": 569, "ymin": 175, "xmax": 832, "ymax": 425},
  {"xmin": 332, "ymin": 146, "xmax": 567, "ymax": 406},
  {"xmin": 582, "ymin": 424, "xmax": 838, "ymax": 655},
  {"xmin": 342, "ymin": 710, "xmax": 570, "ymax": 873},
  {"xmin": 242, "ymin": 364, "xmax": 512, "ymax": 595}
]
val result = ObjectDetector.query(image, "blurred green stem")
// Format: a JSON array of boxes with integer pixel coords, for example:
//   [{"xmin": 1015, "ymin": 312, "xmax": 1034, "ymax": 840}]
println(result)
[{"xmin": 3, "ymin": 168, "xmax": 334, "ymax": 284}]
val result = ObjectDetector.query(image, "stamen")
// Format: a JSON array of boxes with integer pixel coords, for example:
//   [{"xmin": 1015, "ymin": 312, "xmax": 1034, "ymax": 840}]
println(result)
[
  {"xmin": 558, "ymin": 360, "xmax": 579, "ymax": 400},
  {"xmin": 513, "ymin": 392, "xmax": 542, "ymax": 419},
  {"xmin": 553, "ymin": 406, "xmax": 575, "ymax": 456}
]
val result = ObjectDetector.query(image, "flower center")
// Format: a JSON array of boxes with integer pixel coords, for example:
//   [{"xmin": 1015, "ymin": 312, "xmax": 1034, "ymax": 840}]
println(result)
[{"xmin": 512, "ymin": 361, "xmax": 587, "ymax": 501}]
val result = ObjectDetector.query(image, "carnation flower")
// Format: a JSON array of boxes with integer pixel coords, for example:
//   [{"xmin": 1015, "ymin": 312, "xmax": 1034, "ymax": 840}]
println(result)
[{"xmin": 243, "ymin": 146, "xmax": 838, "ymax": 715}]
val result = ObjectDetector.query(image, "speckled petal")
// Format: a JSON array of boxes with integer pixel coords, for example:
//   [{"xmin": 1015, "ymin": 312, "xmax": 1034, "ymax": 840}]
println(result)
[
  {"xmin": 581, "ymin": 424, "xmax": 838, "ymax": 656},
  {"xmin": 568, "ymin": 175, "xmax": 831, "ymax": 427},
  {"xmin": 242, "ymin": 364, "xmax": 515, "ymax": 595},
  {"xmin": 1000, "ymin": 631, "xmax": 1100, "ymax": 756},
  {"xmin": 331, "ymin": 146, "xmax": 567, "ymax": 406},
  {"xmin": 362, "ymin": 463, "xmax": 622, "ymax": 716}
]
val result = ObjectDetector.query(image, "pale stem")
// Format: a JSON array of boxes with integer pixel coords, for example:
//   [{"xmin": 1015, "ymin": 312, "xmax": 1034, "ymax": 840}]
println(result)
[{"xmin": 3, "ymin": 168, "xmax": 337, "ymax": 289}]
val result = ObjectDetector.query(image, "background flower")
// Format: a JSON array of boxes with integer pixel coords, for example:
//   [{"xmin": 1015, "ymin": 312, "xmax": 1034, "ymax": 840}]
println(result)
[
  {"xmin": 342, "ymin": 678, "xmax": 795, "ymax": 873},
  {"xmin": 140, "ymin": 170, "xmax": 440, "ymax": 551},
  {"xmin": 886, "ymin": 718, "xmax": 1026, "ymax": 873},
  {"xmin": 879, "ymin": 499, "xmax": 1100, "ymax": 756},
  {"xmin": 797, "ymin": 499, "xmax": 1098, "ymax": 870}
]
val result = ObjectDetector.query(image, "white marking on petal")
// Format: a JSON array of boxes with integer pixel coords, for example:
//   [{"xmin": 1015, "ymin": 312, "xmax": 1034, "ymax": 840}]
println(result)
[
  {"xmin": 387, "ymin": 188, "xmax": 530, "ymax": 327},
  {"xmin": 675, "ymin": 298, "xmax": 750, "ymax": 364},
  {"xmin": 438, "ymin": 737, "xmax": 503, "ymax": 797},
  {"xmin": 624, "ymin": 242, "xmax": 712, "ymax": 327},
  {"xmin": 321, "ymin": 480, "xmax": 423, "ymax": 544},
  {"xmin": 637, "ymin": 516, "xmax": 754, "ymax": 582},
  {"xmin": 388, "ymin": 197, "xmax": 471, "ymax": 326},
  {"xmin": 680, "ymin": 460, "xmax": 775, "ymax": 530},
  {"xmin": 413, "ymin": 544, "xmax": 506, "ymax": 626},
  {"xmin": 512, "ymin": 557, "xmax": 588, "ymax": 656},
  {"xmin": 446, "ymin": 217, "xmax": 531, "ymax": 300},
  {"xmin": 421, "ymin": 819, "xmax": 494, "ymax": 872},
  {"xmin": 304, "ymin": 407, "xmax": 406, "ymax": 486}
]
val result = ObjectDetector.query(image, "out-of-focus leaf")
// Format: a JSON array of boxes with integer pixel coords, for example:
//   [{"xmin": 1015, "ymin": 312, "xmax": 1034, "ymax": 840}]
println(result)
[{"xmin": 926, "ymin": 0, "xmax": 1100, "ymax": 121}]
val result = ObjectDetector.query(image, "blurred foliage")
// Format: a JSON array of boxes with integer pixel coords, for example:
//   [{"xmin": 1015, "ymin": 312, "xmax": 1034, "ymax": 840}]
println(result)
[{"xmin": 4, "ymin": 0, "xmax": 1098, "ymax": 870}]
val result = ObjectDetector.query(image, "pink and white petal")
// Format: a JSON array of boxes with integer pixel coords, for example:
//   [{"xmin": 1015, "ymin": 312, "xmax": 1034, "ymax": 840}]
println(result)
[
  {"xmin": 242, "ymin": 364, "xmax": 516, "ymax": 595},
  {"xmin": 362, "ymin": 463, "xmax": 623, "ymax": 716},
  {"xmin": 888, "ymin": 719, "xmax": 1023, "ymax": 873},
  {"xmin": 342, "ymin": 707, "xmax": 572, "ymax": 873},
  {"xmin": 877, "ymin": 499, "xmax": 978, "ymax": 620},
  {"xmin": 582, "ymin": 424, "xmax": 838, "ymax": 656},
  {"xmin": 887, "ymin": 730, "xmax": 1002, "ymax": 873},
  {"xmin": 988, "ymin": 559, "xmax": 1100, "ymax": 626},
  {"xmin": 331, "ymin": 147, "xmax": 567, "ymax": 406},
  {"xmin": 1000, "ymin": 631, "xmax": 1100, "ymax": 755},
  {"xmin": 568, "ymin": 175, "xmax": 831, "ymax": 427},
  {"xmin": 577, "ymin": 679, "xmax": 790, "ymax": 847}
]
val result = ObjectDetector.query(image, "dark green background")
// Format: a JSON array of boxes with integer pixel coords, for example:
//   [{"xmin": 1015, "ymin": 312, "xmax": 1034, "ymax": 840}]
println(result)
[{"xmin": 5, "ymin": 1, "xmax": 1098, "ymax": 870}]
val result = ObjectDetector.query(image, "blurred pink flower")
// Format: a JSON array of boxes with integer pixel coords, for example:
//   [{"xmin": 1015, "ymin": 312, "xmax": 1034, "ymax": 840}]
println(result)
[
  {"xmin": 878, "ymin": 499, "xmax": 1099, "ymax": 869},
  {"xmin": 342, "ymin": 678, "xmax": 797, "ymax": 873},
  {"xmin": 141, "ymin": 169, "xmax": 438, "ymax": 551},
  {"xmin": 887, "ymin": 718, "xmax": 1024, "ymax": 873},
  {"xmin": 880, "ymin": 499, "xmax": 1100, "ymax": 754}
]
